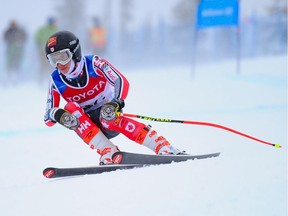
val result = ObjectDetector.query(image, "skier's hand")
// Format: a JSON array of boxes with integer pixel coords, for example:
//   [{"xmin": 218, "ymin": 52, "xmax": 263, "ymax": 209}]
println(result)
[
  {"xmin": 100, "ymin": 101, "xmax": 123, "ymax": 121},
  {"xmin": 54, "ymin": 108, "xmax": 80, "ymax": 130}
]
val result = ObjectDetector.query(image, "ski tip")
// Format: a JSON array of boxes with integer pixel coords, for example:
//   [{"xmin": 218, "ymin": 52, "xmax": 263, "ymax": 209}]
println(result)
[{"xmin": 43, "ymin": 167, "xmax": 55, "ymax": 178}]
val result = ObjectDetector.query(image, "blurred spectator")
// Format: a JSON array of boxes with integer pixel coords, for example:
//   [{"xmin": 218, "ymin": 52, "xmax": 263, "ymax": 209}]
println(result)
[
  {"xmin": 35, "ymin": 17, "xmax": 57, "ymax": 82},
  {"xmin": 3, "ymin": 20, "xmax": 27, "ymax": 83},
  {"xmin": 88, "ymin": 17, "xmax": 107, "ymax": 56}
]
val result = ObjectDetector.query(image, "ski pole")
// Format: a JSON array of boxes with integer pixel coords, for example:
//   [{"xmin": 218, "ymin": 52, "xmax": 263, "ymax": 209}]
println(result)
[{"xmin": 122, "ymin": 113, "xmax": 281, "ymax": 149}]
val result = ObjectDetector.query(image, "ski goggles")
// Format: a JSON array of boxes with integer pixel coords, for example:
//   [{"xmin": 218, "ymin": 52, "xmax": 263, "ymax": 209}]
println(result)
[{"xmin": 47, "ymin": 49, "xmax": 73, "ymax": 67}]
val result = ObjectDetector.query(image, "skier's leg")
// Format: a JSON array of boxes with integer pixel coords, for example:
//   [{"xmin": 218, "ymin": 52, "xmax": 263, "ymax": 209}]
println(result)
[
  {"xmin": 100, "ymin": 114, "xmax": 181, "ymax": 155},
  {"xmin": 64, "ymin": 102, "xmax": 119, "ymax": 164}
]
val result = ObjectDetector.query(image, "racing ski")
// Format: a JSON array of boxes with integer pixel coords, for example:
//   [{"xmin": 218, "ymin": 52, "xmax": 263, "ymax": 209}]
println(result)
[{"xmin": 43, "ymin": 151, "xmax": 220, "ymax": 179}]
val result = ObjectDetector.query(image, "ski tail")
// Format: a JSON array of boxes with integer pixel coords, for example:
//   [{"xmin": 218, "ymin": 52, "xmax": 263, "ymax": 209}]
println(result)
[{"xmin": 112, "ymin": 151, "xmax": 220, "ymax": 165}]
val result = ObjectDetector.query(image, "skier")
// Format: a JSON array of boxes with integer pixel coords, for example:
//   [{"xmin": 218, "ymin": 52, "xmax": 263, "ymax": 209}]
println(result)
[{"xmin": 44, "ymin": 30, "xmax": 184, "ymax": 165}]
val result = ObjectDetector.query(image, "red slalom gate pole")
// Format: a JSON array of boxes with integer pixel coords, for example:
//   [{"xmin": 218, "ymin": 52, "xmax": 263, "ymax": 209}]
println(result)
[{"xmin": 122, "ymin": 113, "xmax": 281, "ymax": 149}]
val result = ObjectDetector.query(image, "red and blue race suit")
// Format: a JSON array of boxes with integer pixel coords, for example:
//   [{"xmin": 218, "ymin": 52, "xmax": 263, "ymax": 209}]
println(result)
[{"xmin": 44, "ymin": 55, "xmax": 129, "ymax": 127}]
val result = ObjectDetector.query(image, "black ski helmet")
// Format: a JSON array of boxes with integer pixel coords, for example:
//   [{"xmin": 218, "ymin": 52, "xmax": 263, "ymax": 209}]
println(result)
[{"xmin": 45, "ymin": 30, "xmax": 81, "ymax": 63}]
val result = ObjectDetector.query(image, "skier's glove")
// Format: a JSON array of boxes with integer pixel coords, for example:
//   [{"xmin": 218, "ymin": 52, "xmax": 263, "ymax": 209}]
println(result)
[
  {"xmin": 54, "ymin": 108, "xmax": 80, "ymax": 130},
  {"xmin": 100, "ymin": 100, "xmax": 124, "ymax": 121}
]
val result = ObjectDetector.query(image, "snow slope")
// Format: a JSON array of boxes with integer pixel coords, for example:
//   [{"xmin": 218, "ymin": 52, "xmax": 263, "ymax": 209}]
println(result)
[{"xmin": 0, "ymin": 55, "xmax": 286, "ymax": 216}]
